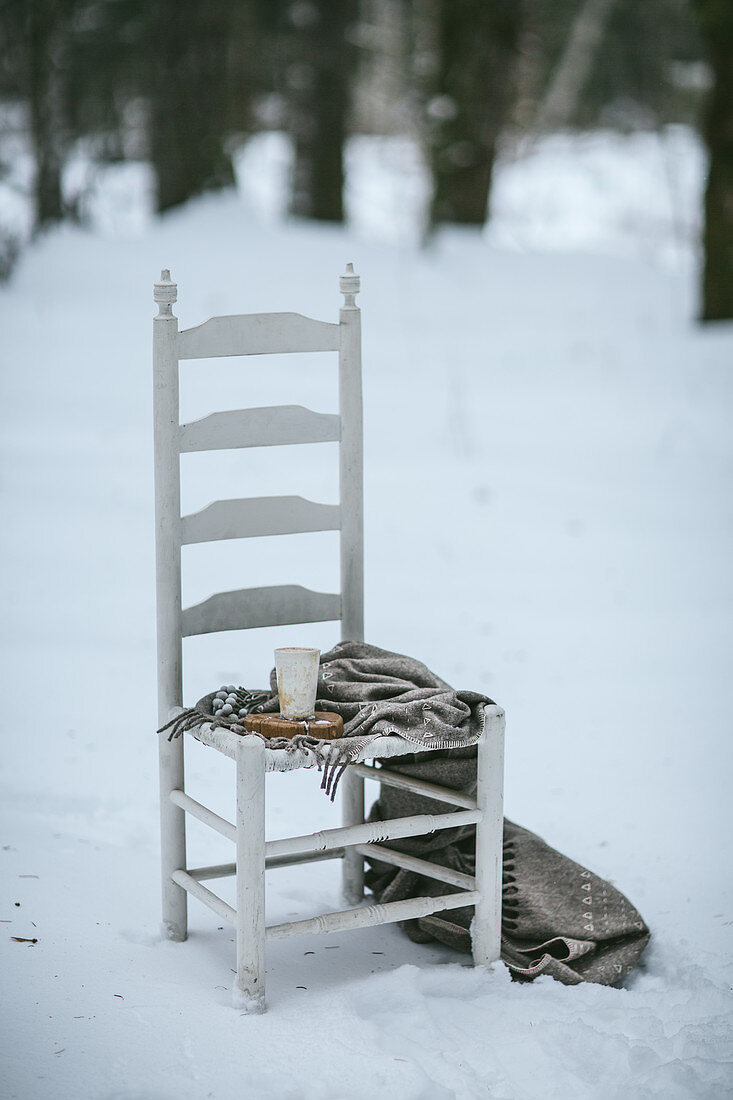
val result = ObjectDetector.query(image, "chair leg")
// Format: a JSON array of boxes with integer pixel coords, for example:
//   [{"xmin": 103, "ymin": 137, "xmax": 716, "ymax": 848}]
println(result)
[
  {"xmin": 472, "ymin": 706, "xmax": 505, "ymax": 967},
  {"xmin": 341, "ymin": 768, "xmax": 365, "ymax": 904},
  {"xmin": 234, "ymin": 736, "xmax": 267, "ymax": 1012},
  {"xmin": 159, "ymin": 733, "xmax": 187, "ymax": 941}
]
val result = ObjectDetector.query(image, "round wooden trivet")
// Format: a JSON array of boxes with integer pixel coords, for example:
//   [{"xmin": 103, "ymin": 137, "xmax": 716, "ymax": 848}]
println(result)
[{"xmin": 243, "ymin": 711, "xmax": 344, "ymax": 740}]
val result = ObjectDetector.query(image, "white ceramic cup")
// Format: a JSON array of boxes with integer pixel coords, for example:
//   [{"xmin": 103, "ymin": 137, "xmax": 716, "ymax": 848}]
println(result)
[{"xmin": 274, "ymin": 647, "xmax": 321, "ymax": 719}]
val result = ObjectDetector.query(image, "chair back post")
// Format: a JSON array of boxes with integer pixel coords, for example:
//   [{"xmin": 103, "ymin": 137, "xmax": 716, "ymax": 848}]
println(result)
[
  {"xmin": 153, "ymin": 268, "xmax": 184, "ymax": 718},
  {"xmin": 338, "ymin": 265, "xmax": 366, "ymax": 906},
  {"xmin": 338, "ymin": 264, "xmax": 364, "ymax": 642},
  {"xmin": 153, "ymin": 269, "xmax": 187, "ymax": 940}
]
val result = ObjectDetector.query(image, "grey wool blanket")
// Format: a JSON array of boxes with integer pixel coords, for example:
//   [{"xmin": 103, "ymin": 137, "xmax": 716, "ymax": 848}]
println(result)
[
  {"xmin": 160, "ymin": 641, "xmax": 650, "ymax": 985},
  {"xmin": 364, "ymin": 754, "xmax": 650, "ymax": 986}
]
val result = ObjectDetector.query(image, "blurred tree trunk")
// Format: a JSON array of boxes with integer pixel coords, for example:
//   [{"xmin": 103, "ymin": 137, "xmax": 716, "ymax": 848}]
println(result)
[
  {"xmin": 27, "ymin": 0, "xmax": 70, "ymax": 227},
  {"xmin": 228, "ymin": 2, "xmax": 262, "ymax": 134},
  {"xmin": 696, "ymin": 1, "xmax": 733, "ymax": 321},
  {"xmin": 425, "ymin": 0, "xmax": 521, "ymax": 229},
  {"xmin": 534, "ymin": 0, "xmax": 617, "ymax": 132},
  {"xmin": 148, "ymin": 0, "xmax": 236, "ymax": 214},
  {"xmin": 286, "ymin": 0, "xmax": 355, "ymax": 222},
  {"xmin": 0, "ymin": 0, "xmax": 76, "ymax": 229}
]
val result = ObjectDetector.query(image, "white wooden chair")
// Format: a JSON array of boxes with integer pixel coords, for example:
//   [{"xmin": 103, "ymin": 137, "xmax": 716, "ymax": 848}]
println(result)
[{"xmin": 154, "ymin": 265, "xmax": 505, "ymax": 1012}]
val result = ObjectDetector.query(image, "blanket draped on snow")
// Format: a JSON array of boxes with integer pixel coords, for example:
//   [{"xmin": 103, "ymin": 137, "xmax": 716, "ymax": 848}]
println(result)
[
  {"xmin": 160, "ymin": 641, "xmax": 650, "ymax": 985},
  {"xmin": 365, "ymin": 755, "xmax": 650, "ymax": 986}
]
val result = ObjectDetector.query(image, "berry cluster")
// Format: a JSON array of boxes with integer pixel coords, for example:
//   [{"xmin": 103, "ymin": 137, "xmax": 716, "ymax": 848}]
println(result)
[
  {"xmin": 209, "ymin": 685, "xmax": 271, "ymax": 726},
  {"xmin": 212, "ymin": 686, "xmax": 250, "ymax": 720}
]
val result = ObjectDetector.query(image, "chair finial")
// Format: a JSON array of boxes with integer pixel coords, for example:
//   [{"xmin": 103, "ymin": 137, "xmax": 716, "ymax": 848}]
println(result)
[
  {"xmin": 339, "ymin": 263, "xmax": 360, "ymax": 310},
  {"xmin": 154, "ymin": 268, "xmax": 178, "ymax": 318}
]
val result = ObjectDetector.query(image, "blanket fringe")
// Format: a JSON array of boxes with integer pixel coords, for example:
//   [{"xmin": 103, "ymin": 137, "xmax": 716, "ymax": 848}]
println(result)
[{"xmin": 158, "ymin": 700, "xmax": 380, "ymax": 800}]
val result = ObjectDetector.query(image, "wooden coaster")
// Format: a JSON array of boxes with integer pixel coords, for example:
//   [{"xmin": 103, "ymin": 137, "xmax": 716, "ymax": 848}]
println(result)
[{"xmin": 243, "ymin": 711, "xmax": 344, "ymax": 741}]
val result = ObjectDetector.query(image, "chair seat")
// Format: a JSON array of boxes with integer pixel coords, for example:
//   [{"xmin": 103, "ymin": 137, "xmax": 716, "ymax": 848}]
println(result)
[{"xmin": 189, "ymin": 721, "xmax": 469, "ymax": 773}]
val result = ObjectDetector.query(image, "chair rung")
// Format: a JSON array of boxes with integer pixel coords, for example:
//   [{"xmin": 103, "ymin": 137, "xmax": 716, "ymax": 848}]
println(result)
[
  {"xmin": 188, "ymin": 849, "xmax": 346, "ymax": 881},
  {"xmin": 174, "ymin": 864, "xmax": 476, "ymax": 941},
  {"xmin": 180, "ymin": 496, "xmax": 340, "ymax": 545},
  {"xmin": 171, "ymin": 869, "xmax": 236, "ymax": 925},
  {"xmin": 267, "ymin": 848, "xmax": 346, "ymax": 870},
  {"xmin": 351, "ymin": 763, "xmax": 477, "ymax": 809},
  {"xmin": 171, "ymin": 789, "xmax": 479, "ymax": 863},
  {"xmin": 170, "ymin": 789, "xmax": 236, "ymax": 842},
  {"xmin": 353, "ymin": 843, "xmax": 476, "ymax": 891},
  {"xmin": 266, "ymin": 890, "xmax": 479, "ymax": 941},
  {"xmin": 181, "ymin": 584, "xmax": 342, "ymax": 636},
  {"xmin": 179, "ymin": 405, "xmax": 341, "ymax": 452},
  {"xmin": 266, "ymin": 808, "xmax": 481, "ymax": 861},
  {"xmin": 186, "ymin": 848, "xmax": 471, "ymax": 891}
]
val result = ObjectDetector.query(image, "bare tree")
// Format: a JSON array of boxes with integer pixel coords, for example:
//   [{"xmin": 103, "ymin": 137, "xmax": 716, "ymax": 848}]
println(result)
[
  {"xmin": 286, "ymin": 0, "xmax": 355, "ymax": 223},
  {"xmin": 420, "ymin": 0, "xmax": 522, "ymax": 230},
  {"xmin": 0, "ymin": 0, "xmax": 77, "ymax": 229},
  {"xmin": 696, "ymin": 0, "xmax": 733, "ymax": 321},
  {"xmin": 147, "ymin": 0, "xmax": 237, "ymax": 214},
  {"xmin": 533, "ymin": 0, "xmax": 618, "ymax": 131}
]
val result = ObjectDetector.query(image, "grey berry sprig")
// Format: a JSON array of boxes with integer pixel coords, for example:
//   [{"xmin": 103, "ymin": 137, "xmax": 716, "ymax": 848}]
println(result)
[{"xmin": 211, "ymin": 686, "xmax": 271, "ymax": 724}]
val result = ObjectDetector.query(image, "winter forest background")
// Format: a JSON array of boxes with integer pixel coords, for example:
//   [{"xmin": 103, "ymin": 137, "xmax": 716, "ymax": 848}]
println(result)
[
  {"xmin": 1, "ymin": 2, "xmax": 733, "ymax": 1099},
  {"xmin": 0, "ymin": 0, "xmax": 732, "ymax": 318}
]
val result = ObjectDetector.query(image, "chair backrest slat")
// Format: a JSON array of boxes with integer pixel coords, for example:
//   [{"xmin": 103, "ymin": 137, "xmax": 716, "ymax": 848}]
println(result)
[
  {"xmin": 178, "ymin": 312, "xmax": 340, "ymax": 359},
  {"xmin": 180, "ymin": 496, "xmax": 340, "ymax": 546},
  {"xmin": 181, "ymin": 584, "xmax": 342, "ymax": 637},
  {"xmin": 179, "ymin": 406, "xmax": 341, "ymax": 453}
]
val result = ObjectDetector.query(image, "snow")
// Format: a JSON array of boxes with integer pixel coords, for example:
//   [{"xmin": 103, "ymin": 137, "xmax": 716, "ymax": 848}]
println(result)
[
  {"xmin": 1, "ymin": 131, "xmax": 732, "ymax": 1098},
  {"xmin": 236, "ymin": 126, "xmax": 705, "ymax": 260},
  {"xmin": 487, "ymin": 127, "xmax": 705, "ymax": 266}
]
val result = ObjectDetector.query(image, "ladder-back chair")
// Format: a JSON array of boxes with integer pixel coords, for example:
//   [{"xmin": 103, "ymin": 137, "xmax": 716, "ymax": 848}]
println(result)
[{"xmin": 154, "ymin": 265, "xmax": 505, "ymax": 1012}]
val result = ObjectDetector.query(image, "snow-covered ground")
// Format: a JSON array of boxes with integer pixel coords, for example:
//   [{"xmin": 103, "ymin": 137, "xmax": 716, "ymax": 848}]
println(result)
[{"xmin": 1, "ymin": 132, "xmax": 732, "ymax": 1099}]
